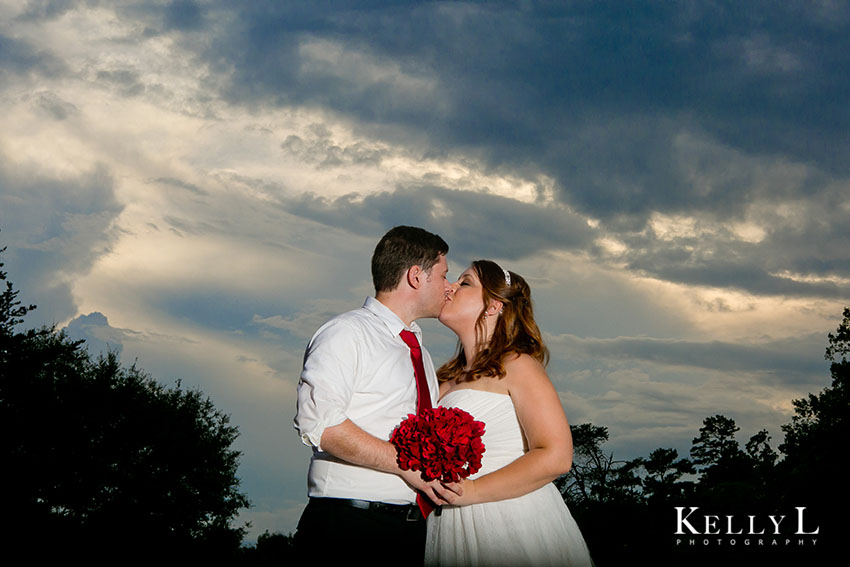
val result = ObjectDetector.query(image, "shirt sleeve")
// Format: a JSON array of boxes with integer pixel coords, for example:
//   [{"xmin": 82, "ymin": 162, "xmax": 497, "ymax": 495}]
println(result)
[{"xmin": 293, "ymin": 318, "xmax": 360, "ymax": 451}]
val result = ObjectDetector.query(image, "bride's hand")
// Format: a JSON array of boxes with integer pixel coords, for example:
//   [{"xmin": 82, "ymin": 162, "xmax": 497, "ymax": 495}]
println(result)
[
  {"xmin": 444, "ymin": 478, "xmax": 478, "ymax": 506},
  {"xmin": 400, "ymin": 469, "xmax": 463, "ymax": 505}
]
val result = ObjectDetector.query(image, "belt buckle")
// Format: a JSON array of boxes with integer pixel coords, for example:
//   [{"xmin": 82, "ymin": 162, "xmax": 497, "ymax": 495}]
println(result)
[
  {"xmin": 348, "ymin": 499, "xmax": 371, "ymax": 510},
  {"xmin": 405, "ymin": 505, "xmax": 421, "ymax": 522}
]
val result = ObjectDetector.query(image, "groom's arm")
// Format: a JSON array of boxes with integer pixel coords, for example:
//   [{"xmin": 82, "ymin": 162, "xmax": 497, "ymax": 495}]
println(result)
[
  {"xmin": 321, "ymin": 419, "xmax": 462, "ymax": 505},
  {"xmin": 295, "ymin": 319, "xmax": 461, "ymax": 504}
]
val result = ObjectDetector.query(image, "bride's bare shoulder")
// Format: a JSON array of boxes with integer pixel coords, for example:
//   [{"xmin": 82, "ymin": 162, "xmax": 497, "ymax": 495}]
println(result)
[
  {"xmin": 503, "ymin": 352, "xmax": 545, "ymax": 373},
  {"xmin": 503, "ymin": 353, "xmax": 548, "ymax": 388}
]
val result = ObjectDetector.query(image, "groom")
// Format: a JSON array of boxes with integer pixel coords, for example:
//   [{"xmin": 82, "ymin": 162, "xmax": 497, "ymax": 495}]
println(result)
[{"xmin": 293, "ymin": 226, "xmax": 460, "ymax": 563}]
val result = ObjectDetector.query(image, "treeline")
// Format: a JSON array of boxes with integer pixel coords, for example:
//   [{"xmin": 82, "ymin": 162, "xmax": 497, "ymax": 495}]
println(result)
[
  {"xmin": 2, "ymin": 240, "xmax": 846, "ymax": 564},
  {"xmin": 1, "ymin": 247, "xmax": 249, "ymax": 560},
  {"xmin": 558, "ymin": 308, "xmax": 849, "ymax": 565}
]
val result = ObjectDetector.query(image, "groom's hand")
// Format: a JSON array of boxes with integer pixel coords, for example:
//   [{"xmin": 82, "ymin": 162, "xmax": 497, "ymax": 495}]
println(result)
[
  {"xmin": 434, "ymin": 480, "xmax": 464, "ymax": 505},
  {"xmin": 400, "ymin": 470, "xmax": 463, "ymax": 506}
]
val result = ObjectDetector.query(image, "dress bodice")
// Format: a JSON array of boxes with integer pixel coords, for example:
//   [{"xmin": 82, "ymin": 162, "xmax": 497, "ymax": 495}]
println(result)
[
  {"xmin": 427, "ymin": 388, "xmax": 595, "ymax": 566},
  {"xmin": 438, "ymin": 389, "xmax": 527, "ymax": 477}
]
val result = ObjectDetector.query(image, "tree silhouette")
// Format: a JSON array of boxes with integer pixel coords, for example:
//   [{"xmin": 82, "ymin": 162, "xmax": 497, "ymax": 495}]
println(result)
[
  {"xmin": 639, "ymin": 448, "xmax": 695, "ymax": 503},
  {"xmin": 781, "ymin": 306, "xmax": 850, "ymax": 462},
  {"xmin": 688, "ymin": 414, "xmax": 783, "ymax": 507},
  {"xmin": 777, "ymin": 306, "xmax": 850, "ymax": 558},
  {"xmin": 236, "ymin": 530, "xmax": 296, "ymax": 565},
  {"xmin": 560, "ymin": 423, "xmax": 642, "ymax": 506},
  {"xmin": 554, "ymin": 309, "xmax": 850, "ymax": 564},
  {"xmin": 824, "ymin": 307, "xmax": 850, "ymax": 363},
  {"xmin": 689, "ymin": 414, "xmax": 749, "ymax": 498},
  {"xmin": 0, "ymin": 247, "xmax": 249, "ymax": 560},
  {"xmin": 0, "ymin": 246, "xmax": 36, "ymax": 336},
  {"xmin": 557, "ymin": 423, "xmax": 647, "ymax": 565}
]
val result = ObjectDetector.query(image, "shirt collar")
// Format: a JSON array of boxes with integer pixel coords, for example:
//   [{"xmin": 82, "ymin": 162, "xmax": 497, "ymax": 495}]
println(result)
[{"xmin": 363, "ymin": 296, "xmax": 423, "ymax": 343}]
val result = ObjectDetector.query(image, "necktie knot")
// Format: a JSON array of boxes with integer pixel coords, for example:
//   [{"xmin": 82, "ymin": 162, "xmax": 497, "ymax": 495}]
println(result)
[{"xmin": 399, "ymin": 329, "xmax": 420, "ymax": 351}]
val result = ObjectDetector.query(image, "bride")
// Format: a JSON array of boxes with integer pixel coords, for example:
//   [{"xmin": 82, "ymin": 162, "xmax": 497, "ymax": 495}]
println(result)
[{"xmin": 425, "ymin": 260, "xmax": 594, "ymax": 566}]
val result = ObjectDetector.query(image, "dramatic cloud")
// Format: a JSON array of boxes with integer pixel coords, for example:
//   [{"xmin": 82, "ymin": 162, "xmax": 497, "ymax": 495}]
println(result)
[
  {"xmin": 553, "ymin": 332, "xmax": 827, "ymax": 383},
  {"xmin": 0, "ymin": 154, "xmax": 123, "ymax": 324},
  {"xmin": 1, "ymin": 0, "xmax": 848, "ymax": 539},
  {"xmin": 0, "ymin": 31, "xmax": 66, "ymax": 77},
  {"xmin": 284, "ymin": 184, "xmax": 594, "ymax": 261},
  {"xmin": 192, "ymin": 1, "xmax": 850, "ymax": 299}
]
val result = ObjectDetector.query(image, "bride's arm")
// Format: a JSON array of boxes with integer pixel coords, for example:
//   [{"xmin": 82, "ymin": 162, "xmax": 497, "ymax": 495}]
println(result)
[{"xmin": 451, "ymin": 354, "xmax": 573, "ymax": 505}]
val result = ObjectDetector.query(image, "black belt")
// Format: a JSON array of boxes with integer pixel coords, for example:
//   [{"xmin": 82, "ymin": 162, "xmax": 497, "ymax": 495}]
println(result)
[{"xmin": 309, "ymin": 497, "xmax": 423, "ymax": 522}]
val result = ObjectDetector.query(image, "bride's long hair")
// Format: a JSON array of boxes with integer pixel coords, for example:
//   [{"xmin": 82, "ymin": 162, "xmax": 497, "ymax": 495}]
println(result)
[{"xmin": 437, "ymin": 260, "xmax": 548, "ymax": 383}]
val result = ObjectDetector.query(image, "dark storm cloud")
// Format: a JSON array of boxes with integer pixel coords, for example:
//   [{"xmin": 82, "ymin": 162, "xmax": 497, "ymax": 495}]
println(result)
[
  {"xmin": 64, "ymin": 311, "xmax": 139, "ymax": 357},
  {"xmin": 203, "ymin": 1, "xmax": 850, "ymax": 213},
  {"xmin": 631, "ymin": 257, "xmax": 849, "ymax": 299},
  {"xmin": 284, "ymin": 184, "xmax": 595, "ymax": 262},
  {"xmin": 176, "ymin": 1, "xmax": 850, "ymax": 300},
  {"xmin": 0, "ymin": 157, "xmax": 123, "ymax": 325},
  {"xmin": 14, "ymin": 0, "xmax": 78, "ymax": 22},
  {"xmin": 163, "ymin": 0, "xmax": 204, "ymax": 31},
  {"xmin": 150, "ymin": 177, "xmax": 208, "ymax": 195},
  {"xmin": 0, "ymin": 33, "xmax": 67, "ymax": 78},
  {"xmin": 6, "ymin": 1, "xmax": 843, "ymax": 301},
  {"xmin": 96, "ymin": 68, "xmax": 146, "ymax": 97},
  {"xmin": 281, "ymin": 134, "xmax": 390, "ymax": 168},
  {"xmin": 555, "ymin": 331, "xmax": 828, "ymax": 385},
  {"xmin": 616, "ymin": 181, "xmax": 850, "ymax": 298},
  {"xmin": 34, "ymin": 91, "xmax": 79, "ymax": 120}
]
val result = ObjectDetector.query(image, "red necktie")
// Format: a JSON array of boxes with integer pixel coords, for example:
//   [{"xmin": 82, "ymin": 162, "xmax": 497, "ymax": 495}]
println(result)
[
  {"xmin": 399, "ymin": 330, "xmax": 432, "ymax": 414},
  {"xmin": 399, "ymin": 329, "xmax": 434, "ymax": 517}
]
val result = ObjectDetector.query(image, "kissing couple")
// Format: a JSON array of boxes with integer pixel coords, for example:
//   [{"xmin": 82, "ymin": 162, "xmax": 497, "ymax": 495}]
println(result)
[{"xmin": 294, "ymin": 226, "xmax": 593, "ymax": 566}]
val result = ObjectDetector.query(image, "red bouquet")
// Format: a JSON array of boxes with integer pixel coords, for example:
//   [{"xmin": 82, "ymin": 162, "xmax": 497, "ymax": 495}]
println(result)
[{"xmin": 390, "ymin": 406, "xmax": 486, "ymax": 483}]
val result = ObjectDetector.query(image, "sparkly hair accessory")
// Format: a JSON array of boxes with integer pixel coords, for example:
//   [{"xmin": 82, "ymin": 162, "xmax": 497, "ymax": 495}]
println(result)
[{"xmin": 502, "ymin": 268, "xmax": 511, "ymax": 286}]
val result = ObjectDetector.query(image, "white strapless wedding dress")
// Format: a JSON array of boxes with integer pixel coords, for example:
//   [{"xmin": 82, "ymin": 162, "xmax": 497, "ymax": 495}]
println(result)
[{"xmin": 425, "ymin": 389, "xmax": 594, "ymax": 566}]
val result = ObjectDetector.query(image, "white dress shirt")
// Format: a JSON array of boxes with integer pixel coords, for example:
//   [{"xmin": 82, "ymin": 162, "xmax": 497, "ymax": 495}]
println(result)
[{"xmin": 294, "ymin": 296, "xmax": 440, "ymax": 504}]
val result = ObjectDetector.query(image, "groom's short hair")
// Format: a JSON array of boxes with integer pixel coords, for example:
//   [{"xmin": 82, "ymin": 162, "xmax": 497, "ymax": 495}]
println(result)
[{"xmin": 371, "ymin": 226, "xmax": 449, "ymax": 292}]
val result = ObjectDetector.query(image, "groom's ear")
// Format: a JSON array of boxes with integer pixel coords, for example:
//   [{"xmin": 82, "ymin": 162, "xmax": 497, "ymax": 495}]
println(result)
[{"xmin": 406, "ymin": 265, "xmax": 423, "ymax": 289}]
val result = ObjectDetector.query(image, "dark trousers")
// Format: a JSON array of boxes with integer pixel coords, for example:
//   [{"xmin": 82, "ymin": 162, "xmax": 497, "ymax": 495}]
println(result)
[{"xmin": 294, "ymin": 497, "xmax": 426, "ymax": 565}]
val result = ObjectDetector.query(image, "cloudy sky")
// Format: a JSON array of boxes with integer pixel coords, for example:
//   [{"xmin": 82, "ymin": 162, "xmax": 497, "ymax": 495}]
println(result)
[{"xmin": 2, "ymin": 0, "xmax": 848, "ymax": 539}]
